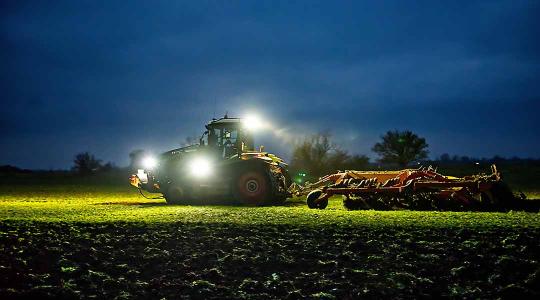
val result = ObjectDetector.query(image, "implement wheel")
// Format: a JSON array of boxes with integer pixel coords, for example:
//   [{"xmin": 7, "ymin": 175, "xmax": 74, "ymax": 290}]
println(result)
[{"xmin": 307, "ymin": 190, "xmax": 328, "ymax": 209}]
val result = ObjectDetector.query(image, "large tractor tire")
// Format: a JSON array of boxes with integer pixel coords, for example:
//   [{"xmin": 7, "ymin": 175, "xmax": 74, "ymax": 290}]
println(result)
[
  {"xmin": 164, "ymin": 184, "xmax": 189, "ymax": 204},
  {"xmin": 234, "ymin": 170, "xmax": 271, "ymax": 206}
]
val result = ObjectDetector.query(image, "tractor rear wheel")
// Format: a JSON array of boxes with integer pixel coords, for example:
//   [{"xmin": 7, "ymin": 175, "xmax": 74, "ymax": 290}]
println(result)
[{"xmin": 234, "ymin": 170, "xmax": 271, "ymax": 206}]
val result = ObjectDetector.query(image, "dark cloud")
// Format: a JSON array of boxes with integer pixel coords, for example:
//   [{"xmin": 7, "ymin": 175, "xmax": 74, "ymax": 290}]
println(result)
[{"xmin": 1, "ymin": 1, "xmax": 539, "ymax": 169}]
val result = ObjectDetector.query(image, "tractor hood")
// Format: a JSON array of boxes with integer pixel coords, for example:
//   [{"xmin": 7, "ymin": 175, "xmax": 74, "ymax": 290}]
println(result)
[
  {"xmin": 240, "ymin": 151, "xmax": 288, "ymax": 166},
  {"xmin": 161, "ymin": 144, "xmax": 200, "ymax": 158},
  {"xmin": 155, "ymin": 145, "xmax": 201, "ymax": 165}
]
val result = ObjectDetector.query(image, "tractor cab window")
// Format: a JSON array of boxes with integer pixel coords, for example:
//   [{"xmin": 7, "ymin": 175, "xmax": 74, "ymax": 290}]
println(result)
[
  {"xmin": 208, "ymin": 129, "xmax": 218, "ymax": 147},
  {"xmin": 209, "ymin": 127, "xmax": 239, "ymax": 158},
  {"xmin": 199, "ymin": 131, "xmax": 208, "ymax": 146},
  {"xmin": 222, "ymin": 130, "xmax": 238, "ymax": 158}
]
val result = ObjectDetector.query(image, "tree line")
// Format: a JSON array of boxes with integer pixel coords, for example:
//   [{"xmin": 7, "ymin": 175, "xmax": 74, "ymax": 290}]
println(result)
[
  {"xmin": 289, "ymin": 130, "xmax": 428, "ymax": 180},
  {"xmin": 434, "ymin": 153, "xmax": 539, "ymax": 165},
  {"xmin": 2, "ymin": 128, "xmax": 534, "ymax": 177},
  {"xmin": 67, "ymin": 129, "xmax": 536, "ymax": 178},
  {"xmin": 71, "ymin": 152, "xmax": 116, "ymax": 174},
  {"xmin": 70, "ymin": 130, "xmax": 429, "ymax": 176}
]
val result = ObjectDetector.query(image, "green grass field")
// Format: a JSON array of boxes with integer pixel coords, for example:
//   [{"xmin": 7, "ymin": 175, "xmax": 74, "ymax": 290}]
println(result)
[{"xmin": 1, "ymin": 183, "xmax": 540, "ymax": 298}]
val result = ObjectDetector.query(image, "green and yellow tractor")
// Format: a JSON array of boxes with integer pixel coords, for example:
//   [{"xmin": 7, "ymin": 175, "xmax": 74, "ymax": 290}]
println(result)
[{"xmin": 130, "ymin": 116, "xmax": 291, "ymax": 205}]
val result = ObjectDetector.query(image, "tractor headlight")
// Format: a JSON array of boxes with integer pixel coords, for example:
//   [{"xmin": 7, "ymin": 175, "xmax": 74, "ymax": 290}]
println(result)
[
  {"xmin": 142, "ymin": 156, "xmax": 158, "ymax": 170},
  {"xmin": 189, "ymin": 157, "xmax": 212, "ymax": 178},
  {"xmin": 242, "ymin": 114, "xmax": 265, "ymax": 131}
]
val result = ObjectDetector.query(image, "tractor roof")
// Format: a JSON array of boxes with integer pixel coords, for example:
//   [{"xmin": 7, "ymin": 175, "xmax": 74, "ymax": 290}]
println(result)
[{"xmin": 206, "ymin": 117, "xmax": 242, "ymax": 128}]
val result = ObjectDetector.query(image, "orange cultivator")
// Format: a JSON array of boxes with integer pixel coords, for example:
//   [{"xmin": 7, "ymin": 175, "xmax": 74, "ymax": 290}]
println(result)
[{"xmin": 295, "ymin": 165, "xmax": 518, "ymax": 211}]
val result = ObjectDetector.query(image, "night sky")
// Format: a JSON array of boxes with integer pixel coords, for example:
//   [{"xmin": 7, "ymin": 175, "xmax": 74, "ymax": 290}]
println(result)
[{"xmin": 1, "ymin": 1, "xmax": 539, "ymax": 169}]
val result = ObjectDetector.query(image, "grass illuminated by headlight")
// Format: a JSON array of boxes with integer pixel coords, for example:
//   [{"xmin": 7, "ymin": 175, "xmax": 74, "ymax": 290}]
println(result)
[{"xmin": 1, "ymin": 185, "xmax": 538, "ymax": 228}]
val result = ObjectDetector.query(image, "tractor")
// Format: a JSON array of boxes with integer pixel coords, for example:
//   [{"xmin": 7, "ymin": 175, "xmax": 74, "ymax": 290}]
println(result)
[{"xmin": 130, "ymin": 115, "xmax": 291, "ymax": 205}]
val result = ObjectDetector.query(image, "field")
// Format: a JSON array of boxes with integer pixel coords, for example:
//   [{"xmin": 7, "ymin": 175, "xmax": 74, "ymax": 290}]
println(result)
[{"xmin": 1, "ymin": 179, "xmax": 540, "ymax": 299}]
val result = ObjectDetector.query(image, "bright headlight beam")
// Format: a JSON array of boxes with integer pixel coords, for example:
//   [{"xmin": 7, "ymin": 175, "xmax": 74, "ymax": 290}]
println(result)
[
  {"xmin": 242, "ymin": 114, "xmax": 264, "ymax": 131},
  {"xmin": 142, "ymin": 156, "xmax": 158, "ymax": 169},
  {"xmin": 189, "ymin": 157, "xmax": 212, "ymax": 177}
]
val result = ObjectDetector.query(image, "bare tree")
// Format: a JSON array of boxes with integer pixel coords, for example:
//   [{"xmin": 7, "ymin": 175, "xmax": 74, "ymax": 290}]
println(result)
[
  {"xmin": 290, "ymin": 133, "xmax": 370, "ymax": 179},
  {"xmin": 72, "ymin": 152, "xmax": 102, "ymax": 174},
  {"xmin": 290, "ymin": 133, "xmax": 333, "ymax": 178}
]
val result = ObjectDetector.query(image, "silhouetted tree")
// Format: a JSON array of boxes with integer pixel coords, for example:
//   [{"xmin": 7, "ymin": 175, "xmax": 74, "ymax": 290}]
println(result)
[
  {"xmin": 290, "ymin": 133, "xmax": 369, "ymax": 179},
  {"xmin": 324, "ymin": 148, "xmax": 349, "ymax": 172},
  {"xmin": 101, "ymin": 162, "xmax": 117, "ymax": 172},
  {"xmin": 344, "ymin": 154, "xmax": 370, "ymax": 170},
  {"xmin": 290, "ymin": 133, "xmax": 333, "ymax": 178},
  {"xmin": 440, "ymin": 153, "xmax": 451, "ymax": 162},
  {"xmin": 72, "ymin": 152, "xmax": 102, "ymax": 174},
  {"xmin": 492, "ymin": 155, "xmax": 504, "ymax": 163},
  {"xmin": 0, "ymin": 165, "xmax": 31, "ymax": 174},
  {"xmin": 372, "ymin": 130, "xmax": 429, "ymax": 168}
]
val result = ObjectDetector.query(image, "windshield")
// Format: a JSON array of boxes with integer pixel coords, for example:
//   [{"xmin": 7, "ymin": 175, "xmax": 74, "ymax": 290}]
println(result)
[{"xmin": 199, "ymin": 131, "xmax": 208, "ymax": 146}]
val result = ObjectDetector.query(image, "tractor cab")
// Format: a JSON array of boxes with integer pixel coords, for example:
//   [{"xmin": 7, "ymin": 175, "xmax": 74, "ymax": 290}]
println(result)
[{"xmin": 200, "ymin": 117, "xmax": 255, "ymax": 159}]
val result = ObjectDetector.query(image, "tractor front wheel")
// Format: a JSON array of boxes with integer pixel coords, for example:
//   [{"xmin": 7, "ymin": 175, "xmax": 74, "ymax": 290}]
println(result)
[
  {"xmin": 234, "ymin": 170, "xmax": 270, "ymax": 206},
  {"xmin": 164, "ymin": 184, "xmax": 189, "ymax": 204}
]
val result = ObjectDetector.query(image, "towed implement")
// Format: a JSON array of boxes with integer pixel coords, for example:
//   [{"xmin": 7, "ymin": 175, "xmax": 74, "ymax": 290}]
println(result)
[{"xmin": 298, "ymin": 165, "xmax": 520, "ymax": 211}]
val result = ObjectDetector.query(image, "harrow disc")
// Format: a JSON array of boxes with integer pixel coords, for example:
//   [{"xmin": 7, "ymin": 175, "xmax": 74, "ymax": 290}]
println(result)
[
  {"xmin": 342, "ymin": 193, "xmax": 393, "ymax": 210},
  {"xmin": 343, "ymin": 195, "xmax": 369, "ymax": 210}
]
